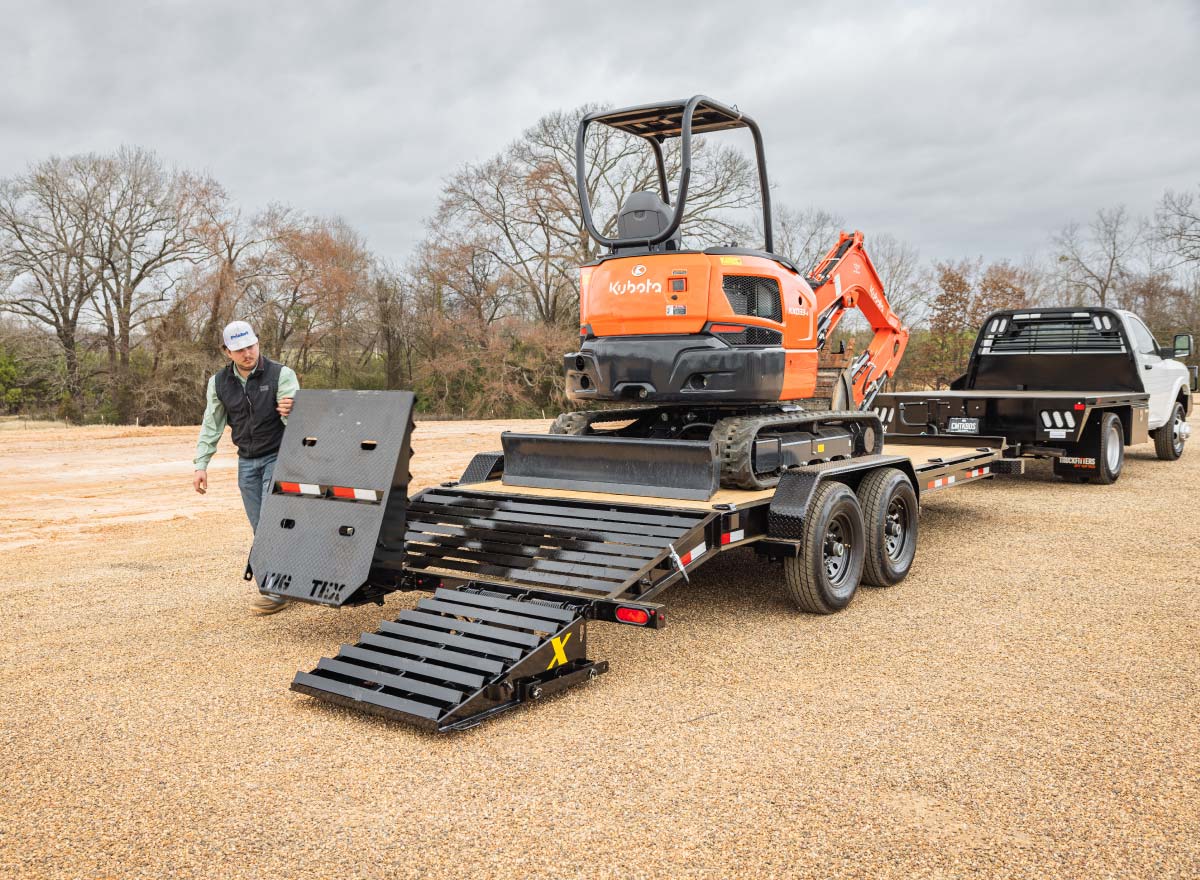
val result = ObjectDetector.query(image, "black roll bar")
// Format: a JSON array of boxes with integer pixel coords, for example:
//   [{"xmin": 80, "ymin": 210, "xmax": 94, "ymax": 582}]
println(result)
[{"xmin": 575, "ymin": 95, "xmax": 774, "ymax": 254}]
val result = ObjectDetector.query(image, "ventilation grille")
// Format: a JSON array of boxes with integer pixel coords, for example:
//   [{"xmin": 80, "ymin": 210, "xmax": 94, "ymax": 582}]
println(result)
[
  {"xmin": 722, "ymin": 275, "xmax": 782, "ymax": 322},
  {"xmin": 716, "ymin": 327, "xmax": 783, "ymax": 346},
  {"xmin": 981, "ymin": 313, "xmax": 1126, "ymax": 355}
]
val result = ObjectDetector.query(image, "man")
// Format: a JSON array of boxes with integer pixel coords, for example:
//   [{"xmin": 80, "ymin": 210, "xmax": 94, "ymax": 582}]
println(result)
[{"xmin": 193, "ymin": 320, "xmax": 300, "ymax": 615}]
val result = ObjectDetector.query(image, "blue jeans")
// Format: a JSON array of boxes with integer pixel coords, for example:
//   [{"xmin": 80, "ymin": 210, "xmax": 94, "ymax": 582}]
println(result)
[{"xmin": 237, "ymin": 451, "xmax": 279, "ymax": 532}]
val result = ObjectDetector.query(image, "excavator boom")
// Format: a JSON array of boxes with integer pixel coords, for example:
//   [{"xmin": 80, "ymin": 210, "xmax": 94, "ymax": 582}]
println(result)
[{"xmin": 806, "ymin": 231, "xmax": 909, "ymax": 409}]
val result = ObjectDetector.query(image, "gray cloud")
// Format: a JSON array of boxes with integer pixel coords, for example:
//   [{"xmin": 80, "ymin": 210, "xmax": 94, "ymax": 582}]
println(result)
[{"xmin": 2, "ymin": 0, "xmax": 1197, "ymax": 265}]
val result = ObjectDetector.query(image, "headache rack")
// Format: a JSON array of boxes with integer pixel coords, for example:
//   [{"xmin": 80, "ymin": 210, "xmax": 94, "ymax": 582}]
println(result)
[{"xmin": 980, "ymin": 312, "xmax": 1127, "ymax": 355}]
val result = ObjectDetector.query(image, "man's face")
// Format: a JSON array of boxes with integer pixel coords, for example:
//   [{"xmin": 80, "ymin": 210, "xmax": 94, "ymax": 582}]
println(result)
[{"xmin": 224, "ymin": 342, "xmax": 260, "ymax": 371}]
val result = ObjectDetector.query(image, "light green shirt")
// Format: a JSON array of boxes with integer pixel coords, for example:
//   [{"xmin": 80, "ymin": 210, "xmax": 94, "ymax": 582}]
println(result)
[{"xmin": 193, "ymin": 364, "xmax": 300, "ymax": 470}]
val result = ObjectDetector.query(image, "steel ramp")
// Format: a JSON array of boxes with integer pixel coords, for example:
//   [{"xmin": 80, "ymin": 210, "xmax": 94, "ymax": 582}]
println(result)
[
  {"xmin": 404, "ymin": 487, "xmax": 715, "ymax": 601},
  {"xmin": 291, "ymin": 585, "xmax": 607, "ymax": 731}
]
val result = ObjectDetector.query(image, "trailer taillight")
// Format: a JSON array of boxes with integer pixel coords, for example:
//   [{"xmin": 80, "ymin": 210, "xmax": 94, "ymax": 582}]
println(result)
[
  {"xmin": 615, "ymin": 606, "xmax": 650, "ymax": 625},
  {"xmin": 1040, "ymin": 410, "xmax": 1077, "ymax": 429},
  {"xmin": 1073, "ymin": 402, "xmax": 1085, "ymax": 411}
]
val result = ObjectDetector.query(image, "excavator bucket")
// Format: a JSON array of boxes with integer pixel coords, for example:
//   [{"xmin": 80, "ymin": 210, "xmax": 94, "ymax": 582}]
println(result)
[{"xmin": 249, "ymin": 389, "xmax": 415, "ymax": 607}]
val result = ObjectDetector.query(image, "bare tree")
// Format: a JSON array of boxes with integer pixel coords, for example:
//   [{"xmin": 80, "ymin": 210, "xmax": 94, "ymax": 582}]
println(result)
[
  {"xmin": 768, "ymin": 204, "xmax": 844, "ymax": 275},
  {"xmin": 0, "ymin": 155, "xmax": 108, "ymax": 418},
  {"xmin": 435, "ymin": 104, "xmax": 759, "ymax": 327},
  {"xmin": 1053, "ymin": 206, "xmax": 1144, "ymax": 307},
  {"xmin": 1156, "ymin": 186, "xmax": 1200, "ymax": 267},
  {"xmin": 865, "ymin": 232, "xmax": 923, "ymax": 328},
  {"xmin": 90, "ymin": 148, "xmax": 210, "ymax": 419}
]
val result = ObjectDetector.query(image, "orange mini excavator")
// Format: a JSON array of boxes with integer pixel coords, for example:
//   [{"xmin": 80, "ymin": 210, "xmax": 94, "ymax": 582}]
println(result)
[{"xmin": 513, "ymin": 96, "xmax": 909, "ymax": 494}]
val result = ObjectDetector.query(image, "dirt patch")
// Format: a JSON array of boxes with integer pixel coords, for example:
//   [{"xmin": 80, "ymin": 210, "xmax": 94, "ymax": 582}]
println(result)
[{"xmin": 1, "ymin": 418, "xmax": 1197, "ymax": 879}]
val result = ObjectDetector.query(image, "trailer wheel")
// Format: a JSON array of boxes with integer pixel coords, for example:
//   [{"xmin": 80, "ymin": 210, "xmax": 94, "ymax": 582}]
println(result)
[
  {"xmin": 1152, "ymin": 402, "xmax": 1187, "ymax": 461},
  {"xmin": 857, "ymin": 468, "xmax": 918, "ymax": 587},
  {"xmin": 783, "ymin": 481, "xmax": 865, "ymax": 614},
  {"xmin": 1094, "ymin": 412, "xmax": 1124, "ymax": 484}
]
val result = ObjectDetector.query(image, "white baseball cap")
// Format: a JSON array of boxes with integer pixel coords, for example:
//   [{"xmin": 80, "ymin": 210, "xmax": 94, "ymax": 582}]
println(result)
[{"xmin": 222, "ymin": 320, "xmax": 259, "ymax": 351}]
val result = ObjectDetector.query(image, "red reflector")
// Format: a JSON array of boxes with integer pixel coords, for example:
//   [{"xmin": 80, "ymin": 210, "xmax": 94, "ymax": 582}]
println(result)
[
  {"xmin": 1073, "ymin": 403, "xmax": 1085, "ymax": 410},
  {"xmin": 721, "ymin": 533, "xmax": 733, "ymax": 545},
  {"xmin": 279, "ymin": 482, "xmax": 300, "ymax": 494},
  {"xmin": 709, "ymin": 323, "xmax": 746, "ymax": 334},
  {"xmin": 331, "ymin": 486, "xmax": 355, "ymax": 499},
  {"xmin": 615, "ymin": 607, "xmax": 650, "ymax": 625}
]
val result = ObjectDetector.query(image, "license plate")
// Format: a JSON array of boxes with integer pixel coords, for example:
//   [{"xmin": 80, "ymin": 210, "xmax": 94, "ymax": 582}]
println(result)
[{"xmin": 947, "ymin": 417, "xmax": 980, "ymax": 434}]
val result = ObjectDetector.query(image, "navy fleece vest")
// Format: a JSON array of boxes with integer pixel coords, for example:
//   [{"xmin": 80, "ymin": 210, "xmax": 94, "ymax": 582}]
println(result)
[{"xmin": 215, "ymin": 356, "xmax": 285, "ymax": 459}]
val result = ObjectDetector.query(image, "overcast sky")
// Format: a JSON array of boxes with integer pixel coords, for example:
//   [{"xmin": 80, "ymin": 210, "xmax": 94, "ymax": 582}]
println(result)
[{"xmin": 2, "ymin": 1, "xmax": 1197, "ymax": 265}]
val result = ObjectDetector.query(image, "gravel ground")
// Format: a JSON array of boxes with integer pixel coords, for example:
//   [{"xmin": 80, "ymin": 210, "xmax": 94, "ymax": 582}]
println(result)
[{"xmin": 1, "ymin": 418, "xmax": 1197, "ymax": 879}]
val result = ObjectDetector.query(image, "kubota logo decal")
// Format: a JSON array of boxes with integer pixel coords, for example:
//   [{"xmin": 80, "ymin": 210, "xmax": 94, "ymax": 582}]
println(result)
[
  {"xmin": 546, "ymin": 632, "xmax": 572, "ymax": 669},
  {"xmin": 609, "ymin": 279, "xmax": 662, "ymax": 295},
  {"xmin": 632, "ymin": 264, "xmax": 647, "ymax": 276}
]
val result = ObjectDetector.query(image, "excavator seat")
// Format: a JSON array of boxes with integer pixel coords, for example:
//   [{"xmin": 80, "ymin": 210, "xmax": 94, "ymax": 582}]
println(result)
[{"xmin": 615, "ymin": 191, "xmax": 681, "ymax": 253}]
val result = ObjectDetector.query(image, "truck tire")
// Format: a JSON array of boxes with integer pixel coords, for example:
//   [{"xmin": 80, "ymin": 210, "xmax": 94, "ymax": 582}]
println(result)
[
  {"xmin": 1152, "ymin": 402, "xmax": 1187, "ymax": 461},
  {"xmin": 857, "ymin": 468, "xmax": 919, "ymax": 587},
  {"xmin": 782, "ymin": 481, "xmax": 865, "ymax": 614},
  {"xmin": 1093, "ymin": 411, "xmax": 1124, "ymax": 485}
]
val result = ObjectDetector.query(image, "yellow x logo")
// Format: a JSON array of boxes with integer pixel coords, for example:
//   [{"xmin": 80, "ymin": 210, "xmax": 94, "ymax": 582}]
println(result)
[{"xmin": 546, "ymin": 632, "xmax": 572, "ymax": 670}]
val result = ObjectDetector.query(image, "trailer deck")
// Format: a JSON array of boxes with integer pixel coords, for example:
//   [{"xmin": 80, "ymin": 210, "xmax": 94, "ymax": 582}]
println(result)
[{"xmin": 269, "ymin": 396, "xmax": 1011, "ymax": 731}]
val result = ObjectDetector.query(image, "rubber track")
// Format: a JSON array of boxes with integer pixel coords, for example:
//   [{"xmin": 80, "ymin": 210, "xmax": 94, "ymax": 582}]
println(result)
[
  {"xmin": 712, "ymin": 410, "xmax": 883, "ymax": 490},
  {"xmin": 549, "ymin": 407, "xmax": 662, "ymax": 435}
]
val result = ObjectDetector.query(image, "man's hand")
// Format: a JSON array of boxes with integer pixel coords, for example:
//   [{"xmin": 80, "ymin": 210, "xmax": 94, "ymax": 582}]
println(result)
[
  {"xmin": 193, "ymin": 470, "xmax": 208, "ymax": 494},
  {"xmin": 277, "ymin": 397, "xmax": 294, "ymax": 418}
]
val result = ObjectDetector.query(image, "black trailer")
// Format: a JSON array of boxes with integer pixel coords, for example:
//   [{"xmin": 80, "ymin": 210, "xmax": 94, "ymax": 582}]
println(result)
[
  {"xmin": 251, "ymin": 389, "xmax": 1012, "ymax": 732},
  {"xmin": 875, "ymin": 307, "xmax": 1193, "ymax": 484}
]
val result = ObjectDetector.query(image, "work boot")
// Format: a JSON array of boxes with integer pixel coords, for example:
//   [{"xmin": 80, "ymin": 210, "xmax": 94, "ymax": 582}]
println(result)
[{"xmin": 250, "ymin": 593, "xmax": 290, "ymax": 615}]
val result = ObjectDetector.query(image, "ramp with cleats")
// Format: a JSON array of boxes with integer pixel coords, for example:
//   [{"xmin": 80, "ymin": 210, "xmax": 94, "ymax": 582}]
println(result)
[{"xmin": 291, "ymin": 585, "xmax": 607, "ymax": 731}]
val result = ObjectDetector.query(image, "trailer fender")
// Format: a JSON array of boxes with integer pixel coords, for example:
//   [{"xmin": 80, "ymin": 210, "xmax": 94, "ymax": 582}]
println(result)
[{"xmin": 766, "ymin": 454, "xmax": 915, "ymax": 539}]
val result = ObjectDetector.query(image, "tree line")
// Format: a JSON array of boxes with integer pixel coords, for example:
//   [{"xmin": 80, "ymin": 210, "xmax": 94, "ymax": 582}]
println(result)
[{"xmin": 1, "ymin": 106, "xmax": 1197, "ymax": 424}]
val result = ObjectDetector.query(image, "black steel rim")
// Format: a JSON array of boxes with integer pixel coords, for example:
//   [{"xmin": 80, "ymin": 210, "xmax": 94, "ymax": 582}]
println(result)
[
  {"xmin": 823, "ymin": 513, "xmax": 854, "ymax": 586},
  {"xmin": 884, "ymin": 496, "xmax": 909, "ymax": 560}
]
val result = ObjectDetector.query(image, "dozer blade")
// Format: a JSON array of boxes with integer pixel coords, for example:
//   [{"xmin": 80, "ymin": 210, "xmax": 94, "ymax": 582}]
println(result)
[
  {"xmin": 291, "ymin": 585, "xmax": 607, "ymax": 731},
  {"xmin": 249, "ymin": 389, "xmax": 415, "ymax": 607},
  {"xmin": 500, "ymin": 432, "xmax": 719, "ymax": 500}
]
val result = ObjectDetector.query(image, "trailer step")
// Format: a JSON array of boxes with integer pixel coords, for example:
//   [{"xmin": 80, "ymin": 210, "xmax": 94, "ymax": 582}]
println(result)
[{"xmin": 291, "ymin": 585, "xmax": 607, "ymax": 731}]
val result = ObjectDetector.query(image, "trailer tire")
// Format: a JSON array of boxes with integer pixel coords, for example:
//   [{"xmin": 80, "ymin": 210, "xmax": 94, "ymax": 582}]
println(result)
[
  {"xmin": 858, "ymin": 468, "xmax": 918, "ymax": 587},
  {"xmin": 1152, "ymin": 402, "xmax": 1187, "ymax": 461},
  {"xmin": 782, "ymin": 481, "xmax": 865, "ymax": 614},
  {"xmin": 1093, "ymin": 412, "xmax": 1124, "ymax": 485}
]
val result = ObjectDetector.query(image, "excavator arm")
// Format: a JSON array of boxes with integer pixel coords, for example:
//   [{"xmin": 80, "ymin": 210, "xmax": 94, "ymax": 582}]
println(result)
[{"xmin": 806, "ymin": 231, "xmax": 909, "ymax": 409}]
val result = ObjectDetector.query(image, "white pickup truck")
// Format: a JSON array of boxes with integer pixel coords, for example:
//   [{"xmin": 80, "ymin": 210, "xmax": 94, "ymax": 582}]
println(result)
[{"xmin": 875, "ymin": 307, "xmax": 1193, "ymax": 484}]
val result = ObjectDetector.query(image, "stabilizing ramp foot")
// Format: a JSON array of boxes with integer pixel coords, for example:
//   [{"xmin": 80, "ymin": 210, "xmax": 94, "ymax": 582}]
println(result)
[{"xmin": 291, "ymin": 585, "xmax": 607, "ymax": 731}]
